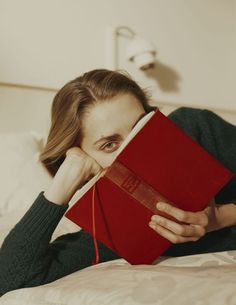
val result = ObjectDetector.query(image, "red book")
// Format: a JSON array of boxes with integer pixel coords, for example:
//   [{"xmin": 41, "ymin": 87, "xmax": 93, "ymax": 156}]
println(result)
[{"xmin": 64, "ymin": 110, "xmax": 234, "ymax": 265}]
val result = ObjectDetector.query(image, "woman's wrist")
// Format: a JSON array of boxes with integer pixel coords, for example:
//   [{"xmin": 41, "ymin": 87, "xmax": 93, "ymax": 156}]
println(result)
[
  {"xmin": 44, "ymin": 160, "xmax": 87, "ymax": 205},
  {"xmin": 44, "ymin": 183, "xmax": 71, "ymax": 205},
  {"xmin": 217, "ymin": 203, "xmax": 236, "ymax": 229}
]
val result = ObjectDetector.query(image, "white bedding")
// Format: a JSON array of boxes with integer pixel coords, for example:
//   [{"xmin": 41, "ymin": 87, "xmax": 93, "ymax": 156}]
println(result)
[
  {"xmin": 0, "ymin": 131, "xmax": 236, "ymax": 305},
  {"xmin": 1, "ymin": 251, "xmax": 236, "ymax": 305}
]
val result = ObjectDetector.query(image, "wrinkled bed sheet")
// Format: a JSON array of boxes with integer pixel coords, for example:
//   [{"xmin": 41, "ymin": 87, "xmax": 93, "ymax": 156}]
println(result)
[{"xmin": 1, "ymin": 250, "xmax": 236, "ymax": 305}]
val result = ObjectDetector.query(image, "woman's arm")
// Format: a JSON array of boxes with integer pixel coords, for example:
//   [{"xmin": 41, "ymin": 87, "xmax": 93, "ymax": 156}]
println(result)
[
  {"xmin": 0, "ymin": 148, "xmax": 119, "ymax": 296},
  {"xmin": 0, "ymin": 192, "xmax": 120, "ymax": 296},
  {"xmin": 0, "ymin": 192, "xmax": 69, "ymax": 295}
]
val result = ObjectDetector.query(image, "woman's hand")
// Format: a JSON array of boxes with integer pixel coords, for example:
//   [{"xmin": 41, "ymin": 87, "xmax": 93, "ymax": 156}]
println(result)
[
  {"xmin": 44, "ymin": 147, "xmax": 102, "ymax": 205},
  {"xmin": 62, "ymin": 146, "xmax": 102, "ymax": 189},
  {"xmin": 148, "ymin": 198, "xmax": 222, "ymax": 244}
]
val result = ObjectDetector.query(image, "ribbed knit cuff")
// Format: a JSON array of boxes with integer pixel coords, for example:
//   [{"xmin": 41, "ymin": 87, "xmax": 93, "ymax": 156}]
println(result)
[{"xmin": 14, "ymin": 191, "xmax": 69, "ymax": 239}]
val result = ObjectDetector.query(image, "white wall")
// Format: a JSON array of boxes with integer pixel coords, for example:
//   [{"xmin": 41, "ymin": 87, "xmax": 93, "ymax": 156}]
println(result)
[
  {"xmin": 1, "ymin": 85, "xmax": 236, "ymax": 137},
  {"xmin": 0, "ymin": 0, "xmax": 235, "ymax": 110}
]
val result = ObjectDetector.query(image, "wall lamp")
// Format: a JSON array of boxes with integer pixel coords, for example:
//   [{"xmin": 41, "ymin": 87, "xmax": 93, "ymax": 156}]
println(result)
[{"xmin": 107, "ymin": 26, "xmax": 157, "ymax": 71}]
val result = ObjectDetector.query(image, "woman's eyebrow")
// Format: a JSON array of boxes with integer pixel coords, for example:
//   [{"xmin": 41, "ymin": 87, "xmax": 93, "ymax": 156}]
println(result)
[{"xmin": 93, "ymin": 112, "xmax": 147, "ymax": 146}]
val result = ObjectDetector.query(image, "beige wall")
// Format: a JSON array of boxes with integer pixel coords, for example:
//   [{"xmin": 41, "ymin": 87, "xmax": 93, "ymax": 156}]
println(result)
[
  {"xmin": 0, "ymin": 86, "xmax": 235, "ymax": 137},
  {"xmin": 0, "ymin": 0, "xmax": 235, "ymax": 111}
]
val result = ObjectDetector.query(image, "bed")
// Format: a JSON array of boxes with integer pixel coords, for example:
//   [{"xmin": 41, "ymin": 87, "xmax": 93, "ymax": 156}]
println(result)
[{"xmin": 0, "ymin": 83, "xmax": 236, "ymax": 304}]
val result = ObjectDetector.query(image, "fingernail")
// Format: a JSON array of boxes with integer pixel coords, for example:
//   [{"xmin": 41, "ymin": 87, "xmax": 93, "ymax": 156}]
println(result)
[
  {"xmin": 151, "ymin": 215, "xmax": 159, "ymax": 222},
  {"xmin": 156, "ymin": 202, "xmax": 164, "ymax": 209}
]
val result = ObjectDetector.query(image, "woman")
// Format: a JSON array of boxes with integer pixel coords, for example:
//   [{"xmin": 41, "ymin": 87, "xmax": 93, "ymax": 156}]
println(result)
[{"xmin": 0, "ymin": 69, "xmax": 236, "ymax": 296}]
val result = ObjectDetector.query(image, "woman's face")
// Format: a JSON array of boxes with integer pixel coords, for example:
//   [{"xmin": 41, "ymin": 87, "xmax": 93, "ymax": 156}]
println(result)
[{"xmin": 80, "ymin": 93, "xmax": 146, "ymax": 168}]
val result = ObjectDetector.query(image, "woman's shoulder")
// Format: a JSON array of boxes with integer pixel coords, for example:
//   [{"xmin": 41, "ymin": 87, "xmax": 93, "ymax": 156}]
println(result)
[
  {"xmin": 167, "ymin": 106, "xmax": 235, "ymax": 128},
  {"xmin": 167, "ymin": 106, "xmax": 206, "ymax": 120},
  {"xmin": 166, "ymin": 106, "xmax": 206, "ymax": 142},
  {"xmin": 166, "ymin": 106, "xmax": 232, "ymax": 139}
]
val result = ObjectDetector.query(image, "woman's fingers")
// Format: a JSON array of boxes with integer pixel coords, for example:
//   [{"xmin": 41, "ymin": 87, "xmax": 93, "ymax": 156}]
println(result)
[
  {"xmin": 156, "ymin": 202, "xmax": 209, "ymax": 227},
  {"xmin": 147, "ymin": 201, "xmax": 210, "ymax": 243},
  {"xmin": 66, "ymin": 146, "xmax": 84, "ymax": 157},
  {"xmin": 148, "ymin": 221, "xmax": 200, "ymax": 244},
  {"xmin": 150, "ymin": 214, "xmax": 206, "ymax": 238}
]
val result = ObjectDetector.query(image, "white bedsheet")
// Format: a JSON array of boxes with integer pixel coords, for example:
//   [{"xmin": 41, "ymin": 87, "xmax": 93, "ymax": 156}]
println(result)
[{"xmin": 1, "ymin": 251, "xmax": 236, "ymax": 305}]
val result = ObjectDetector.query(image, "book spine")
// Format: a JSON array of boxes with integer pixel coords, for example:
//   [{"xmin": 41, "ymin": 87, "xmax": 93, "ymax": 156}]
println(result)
[{"xmin": 104, "ymin": 160, "xmax": 173, "ymax": 214}]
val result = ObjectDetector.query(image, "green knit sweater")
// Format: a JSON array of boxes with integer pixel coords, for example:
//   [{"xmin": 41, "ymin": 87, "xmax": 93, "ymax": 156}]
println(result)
[{"xmin": 1, "ymin": 107, "xmax": 236, "ymax": 296}]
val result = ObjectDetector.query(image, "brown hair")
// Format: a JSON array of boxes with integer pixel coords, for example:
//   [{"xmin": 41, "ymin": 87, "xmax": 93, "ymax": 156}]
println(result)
[{"xmin": 39, "ymin": 69, "xmax": 158, "ymax": 177}]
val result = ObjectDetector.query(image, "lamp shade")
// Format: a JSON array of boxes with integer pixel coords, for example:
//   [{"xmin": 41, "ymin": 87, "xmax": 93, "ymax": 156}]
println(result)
[{"xmin": 125, "ymin": 36, "xmax": 156, "ymax": 70}]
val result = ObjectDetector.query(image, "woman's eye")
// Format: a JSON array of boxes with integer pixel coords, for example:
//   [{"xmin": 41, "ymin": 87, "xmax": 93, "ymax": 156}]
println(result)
[{"xmin": 101, "ymin": 142, "xmax": 119, "ymax": 153}]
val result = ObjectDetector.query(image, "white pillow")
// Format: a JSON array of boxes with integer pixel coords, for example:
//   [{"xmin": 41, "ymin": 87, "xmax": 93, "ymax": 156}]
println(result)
[
  {"xmin": 0, "ymin": 131, "xmax": 51, "ymax": 215},
  {"xmin": 0, "ymin": 131, "xmax": 79, "ymax": 240}
]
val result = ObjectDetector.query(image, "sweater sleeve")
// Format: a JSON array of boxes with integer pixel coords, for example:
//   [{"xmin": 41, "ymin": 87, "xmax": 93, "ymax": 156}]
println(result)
[{"xmin": 0, "ymin": 191, "xmax": 120, "ymax": 296}]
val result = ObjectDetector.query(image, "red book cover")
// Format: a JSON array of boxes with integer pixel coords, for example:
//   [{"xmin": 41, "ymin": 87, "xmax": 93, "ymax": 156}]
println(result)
[{"xmin": 64, "ymin": 110, "xmax": 234, "ymax": 265}]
